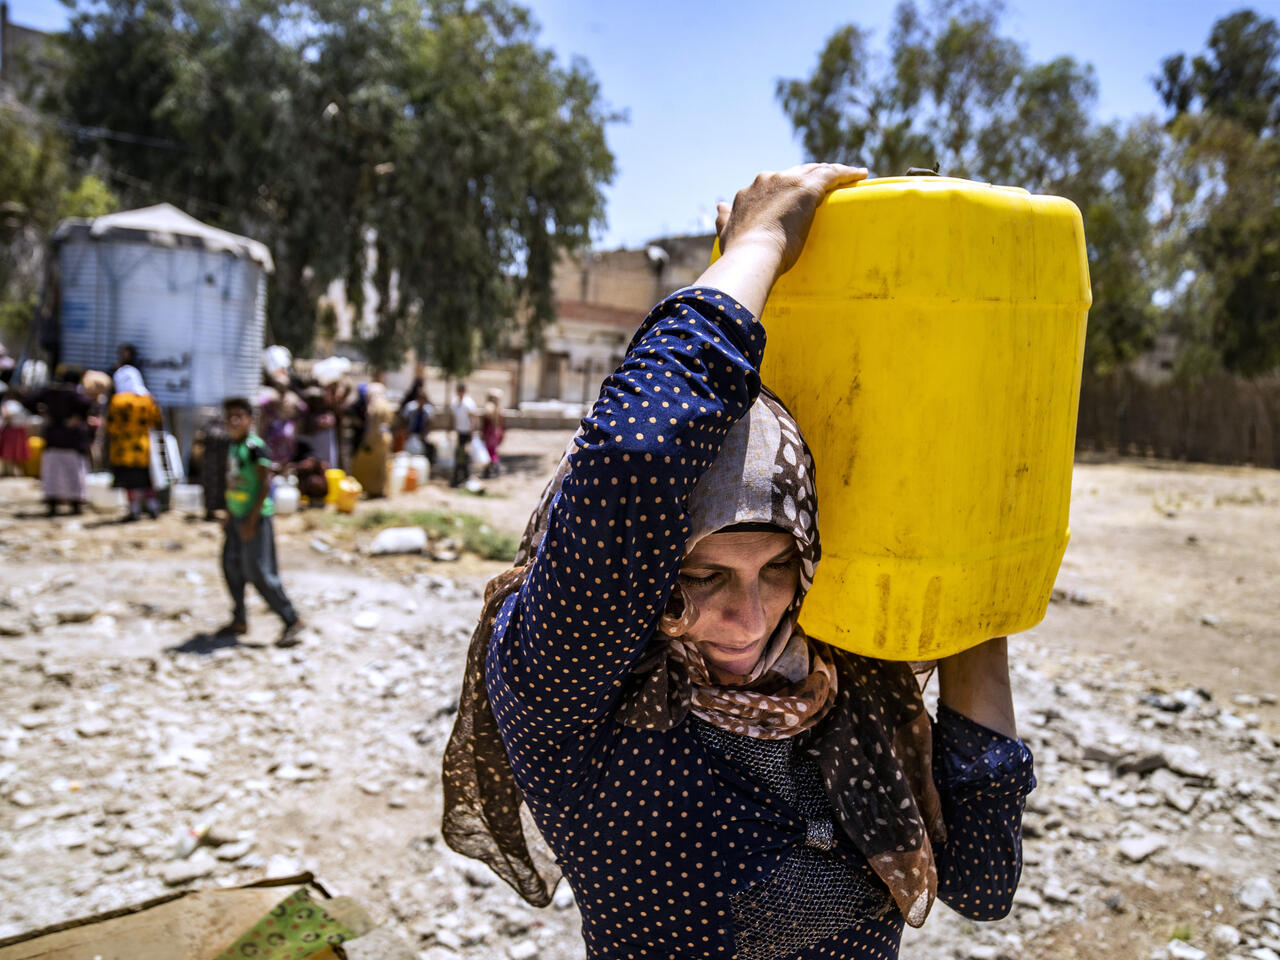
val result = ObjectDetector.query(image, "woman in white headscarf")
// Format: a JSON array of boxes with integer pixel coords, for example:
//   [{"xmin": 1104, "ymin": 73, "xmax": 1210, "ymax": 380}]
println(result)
[{"xmin": 107, "ymin": 364, "xmax": 163, "ymax": 520}]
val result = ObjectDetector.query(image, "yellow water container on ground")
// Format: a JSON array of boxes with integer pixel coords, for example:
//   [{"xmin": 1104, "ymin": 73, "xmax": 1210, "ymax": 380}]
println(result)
[
  {"xmin": 334, "ymin": 476, "xmax": 362, "ymax": 514},
  {"xmin": 324, "ymin": 468, "xmax": 345, "ymax": 505},
  {"xmin": 754, "ymin": 176, "xmax": 1090, "ymax": 660},
  {"xmin": 24, "ymin": 436, "xmax": 44, "ymax": 478}
]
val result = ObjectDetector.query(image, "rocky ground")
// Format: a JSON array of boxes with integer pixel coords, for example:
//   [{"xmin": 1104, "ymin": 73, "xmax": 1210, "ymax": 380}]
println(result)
[{"xmin": 1, "ymin": 432, "xmax": 1278, "ymax": 959}]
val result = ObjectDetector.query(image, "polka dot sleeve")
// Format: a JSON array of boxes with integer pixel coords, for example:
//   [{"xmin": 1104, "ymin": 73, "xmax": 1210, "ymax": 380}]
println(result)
[
  {"xmin": 487, "ymin": 287, "xmax": 765, "ymax": 799},
  {"xmin": 932, "ymin": 704, "xmax": 1036, "ymax": 921}
]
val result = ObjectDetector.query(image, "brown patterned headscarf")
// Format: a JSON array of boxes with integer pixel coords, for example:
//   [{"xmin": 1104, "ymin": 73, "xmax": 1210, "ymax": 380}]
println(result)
[
  {"xmin": 442, "ymin": 389, "xmax": 946, "ymax": 926},
  {"xmin": 654, "ymin": 389, "xmax": 838, "ymax": 740}
]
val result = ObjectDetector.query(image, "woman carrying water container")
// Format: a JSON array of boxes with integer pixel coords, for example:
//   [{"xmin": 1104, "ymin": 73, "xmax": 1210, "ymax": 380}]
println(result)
[{"xmin": 444, "ymin": 165, "xmax": 1033, "ymax": 960}]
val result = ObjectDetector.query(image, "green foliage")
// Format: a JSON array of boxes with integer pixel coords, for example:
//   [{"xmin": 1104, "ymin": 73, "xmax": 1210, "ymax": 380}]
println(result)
[
  {"xmin": 327, "ymin": 506, "xmax": 518, "ymax": 561},
  {"xmin": 1156, "ymin": 10, "xmax": 1280, "ymax": 136},
  {"xmin": 1157, "ymin": 10, "xmax": 1280, "ymax": 377},
  {"xmin": 1073, "ymin": 120, "xmax": 1163, "ymax": 372},
  {"xmin": 0, "ymin": 296, "xmax": 37, "ymax": 340},
  {"xmin": 777, "ymin": 0, "xmax": 1086, "ymax": 185},
  {"xmin": 51, "ymin": 0, "xmax": 617, "ymax": 374},
  {"xmin": 57, "ymin": 174, "xmax": 118, "ymax": 221},
  {"xmin": 0, "ymin": 107, "xmax": 119, "ymax": 337},
  {"xmin": 776, "ymin": 0, "xmax": 1159, "ymax": 374}
]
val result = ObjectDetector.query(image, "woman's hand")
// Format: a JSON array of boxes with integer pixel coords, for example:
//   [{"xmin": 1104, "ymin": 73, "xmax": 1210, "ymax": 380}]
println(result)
[
  {"xmin": 937, "ymin": 637, "xmax": 1018, "ymax": 739},
  {"xmin": 696, "ymin": 163, "xmax": 868, "ymax": 316},
  {"xmin": 717, "ymin": 163, "xmax": 869, "ymax": 275}
]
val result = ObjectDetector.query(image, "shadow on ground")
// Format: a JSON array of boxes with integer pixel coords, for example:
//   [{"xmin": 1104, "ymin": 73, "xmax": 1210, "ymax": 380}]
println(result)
[{"xmin": 167, "ymin": 631, "xmax": 243, "ymax": 655}]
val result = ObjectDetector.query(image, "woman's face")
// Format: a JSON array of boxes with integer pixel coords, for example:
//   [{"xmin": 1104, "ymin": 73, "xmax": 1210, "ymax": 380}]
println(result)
[{"xmin": 678, "ymin": 529, "xmax": 800, "ymax": 681}]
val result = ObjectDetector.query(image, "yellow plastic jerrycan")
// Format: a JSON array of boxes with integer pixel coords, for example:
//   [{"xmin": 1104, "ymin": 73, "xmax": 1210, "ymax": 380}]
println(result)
[
  {"xmin": 751, "ymin": 175, "xmax": 1090, "ymax": 660},
  {"xmin": 334, "ymin": 476, "xmax": 363, "ymax": 514},
  {"xmin": 24, "ymin": 435, "xmax": 44, "ymax": 478},
  {"xmin": 324, "ymin": 468, "xmax": 346, "ymax": 505}
]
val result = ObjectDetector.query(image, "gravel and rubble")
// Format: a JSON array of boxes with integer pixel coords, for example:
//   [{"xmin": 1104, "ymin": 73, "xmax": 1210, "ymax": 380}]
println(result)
[{"xmin": 1, "ymin": 443, "xmax": 1279, "ymax": 959}]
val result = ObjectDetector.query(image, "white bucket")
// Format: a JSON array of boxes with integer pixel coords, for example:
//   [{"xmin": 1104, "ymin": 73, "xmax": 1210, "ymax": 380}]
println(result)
[
  {"xmin": 172, "ymin": 483, "xmax": 204, "ymax": 516},
  {"xmin": 387, "ymin": 460, "xmax": 409, "ymax": 498},
  {"xmin": 87, "ymin": 473, "xmax": 125, "ymax": 513},
  {"xmin": 274, "ymin": 484, "xmax": 300, "ymax": 515}
]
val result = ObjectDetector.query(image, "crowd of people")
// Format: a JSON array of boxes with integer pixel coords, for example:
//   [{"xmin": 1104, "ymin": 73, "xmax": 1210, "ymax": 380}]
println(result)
[
  {"xmin": 2, "ymin": 346, "xmax": 510, "ymax": 648},
  {"xmin": 197, "ymin": 356, "xmax": 507, "ymax": 510},
  {"xmin": 0, "ymin": 344, "xmax": 166, "ymax": 520},
  {"xmin": 0, "ymin": 343, "xmax": 510, "ymax": 520}
]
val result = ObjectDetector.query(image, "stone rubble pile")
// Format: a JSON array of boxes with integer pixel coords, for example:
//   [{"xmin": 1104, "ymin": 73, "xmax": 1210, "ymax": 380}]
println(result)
[{"xmin": 904, "ymin": 647, "xmax": 1280, "ymax": 960}]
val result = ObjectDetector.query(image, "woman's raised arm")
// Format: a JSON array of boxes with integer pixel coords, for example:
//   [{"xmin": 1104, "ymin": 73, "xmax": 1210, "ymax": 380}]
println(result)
[{"xmin": 486, "ymin": 164, "xmax": 867, "ymax": 799}]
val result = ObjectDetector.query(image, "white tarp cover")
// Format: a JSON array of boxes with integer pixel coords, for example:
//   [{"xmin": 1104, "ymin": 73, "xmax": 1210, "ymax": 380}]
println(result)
[{"xmin": 62, "ymin": 203, "xmax": 274, "ymax": 272}]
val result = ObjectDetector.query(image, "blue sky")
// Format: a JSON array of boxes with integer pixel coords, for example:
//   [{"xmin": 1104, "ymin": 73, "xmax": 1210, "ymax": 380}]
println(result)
[{"xmin": 11, "ymin": 0, "xmax": 1278, "ymax": 247}]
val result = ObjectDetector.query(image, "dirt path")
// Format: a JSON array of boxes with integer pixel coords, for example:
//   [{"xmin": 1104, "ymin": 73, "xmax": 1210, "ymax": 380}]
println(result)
[
  {"xmin": 1046, "ymin": 454, "xmax": 1280, "ymax": 717},
  {"xmin": 0, "ymin": 438, "xmax": 1277, "ymax": 959}
]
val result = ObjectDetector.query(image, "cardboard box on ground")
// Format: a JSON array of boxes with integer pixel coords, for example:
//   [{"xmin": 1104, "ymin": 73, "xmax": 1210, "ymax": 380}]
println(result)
[{"xmin": 0, "ymin": 874, "xmax": 374, "ymax": 960}]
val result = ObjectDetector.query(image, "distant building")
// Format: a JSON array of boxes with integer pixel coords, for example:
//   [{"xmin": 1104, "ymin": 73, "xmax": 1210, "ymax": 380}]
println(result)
[
  {"xmin": 319, "ymin": 233, "xmax": 718, "ymax": 420},
  {"xmin": 507, "ymin": 233, "xmax": 716, "ymax": 408}
]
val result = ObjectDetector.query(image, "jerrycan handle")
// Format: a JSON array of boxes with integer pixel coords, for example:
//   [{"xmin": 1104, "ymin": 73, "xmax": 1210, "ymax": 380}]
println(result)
[{"xmin": 905, "ymin": 164, "xmax": 941, "ymax": 176}]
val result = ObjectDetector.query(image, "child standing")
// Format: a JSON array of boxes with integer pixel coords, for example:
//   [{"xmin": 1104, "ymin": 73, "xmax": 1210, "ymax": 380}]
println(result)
[{"xmin": 221, "ymin": 397, "xmax": 304, "ymax": 647}]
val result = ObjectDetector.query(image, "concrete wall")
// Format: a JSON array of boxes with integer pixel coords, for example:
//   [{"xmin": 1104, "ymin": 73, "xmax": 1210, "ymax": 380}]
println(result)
[
  {"xmin": 511, "ymin": 232, "xmax": 716, "ymax": 410},
  {"xmin": 551, "ymin": 233, "xmax": 716, "ymax": 315}
]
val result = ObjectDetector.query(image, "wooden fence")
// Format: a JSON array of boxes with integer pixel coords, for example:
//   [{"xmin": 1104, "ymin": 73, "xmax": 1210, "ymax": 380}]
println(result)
[{"xmin": 1075, "ymin": 371, "xmax": 1280, "ymax": 469}]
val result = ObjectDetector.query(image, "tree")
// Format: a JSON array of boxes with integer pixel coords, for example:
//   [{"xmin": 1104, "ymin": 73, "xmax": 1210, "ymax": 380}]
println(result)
[
  {"xmin": 1156, "ymin": 10, "xmax": 1280, "ymax": 377},
  {"xmin": 1, "ymin": 105, "xmax": 117, "ymax": 339},
  {"xmin": 776, "ymin": 0, "xmax": 1160, "ymax": 372},
  {"xmin": 51, "ymin": 0, "xmax": 617, "ymax": 373}
]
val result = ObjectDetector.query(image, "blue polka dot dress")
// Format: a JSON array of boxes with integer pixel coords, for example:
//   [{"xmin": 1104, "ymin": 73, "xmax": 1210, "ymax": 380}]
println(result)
[{"xmin": 486, "ymin": 288, "xmax": 1036, "ymax": 959}]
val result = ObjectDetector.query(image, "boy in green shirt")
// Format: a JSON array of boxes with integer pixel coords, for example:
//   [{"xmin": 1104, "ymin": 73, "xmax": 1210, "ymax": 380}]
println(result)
[{"xmin": 220, "ymin": 397, "xmax": 303, "ymax": 646}]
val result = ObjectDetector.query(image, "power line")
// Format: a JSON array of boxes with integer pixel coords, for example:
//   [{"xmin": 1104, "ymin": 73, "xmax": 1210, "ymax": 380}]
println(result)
[{"xmin": 0, "ymin": 98, "xmax": 186, "ymax": 151}]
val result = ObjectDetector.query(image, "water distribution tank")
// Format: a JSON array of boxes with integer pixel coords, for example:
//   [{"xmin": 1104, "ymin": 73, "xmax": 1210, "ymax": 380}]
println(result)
[
  {"xmin": 54, "ymin": 203, "xmax": 273, "ymax": 408},
  {"xmin": 754, "ymin": 175, "xmax": 1090, "ymax": 660}
]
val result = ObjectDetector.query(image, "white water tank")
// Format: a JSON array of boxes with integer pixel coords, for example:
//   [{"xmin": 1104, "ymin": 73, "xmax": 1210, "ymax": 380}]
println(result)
[{"xmin": 53, "ymin": 204, "xmax": 274, "ymax": 408}]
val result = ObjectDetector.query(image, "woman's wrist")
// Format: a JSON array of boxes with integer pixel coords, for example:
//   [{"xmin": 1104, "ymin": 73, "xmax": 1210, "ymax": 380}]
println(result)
[
  {"xmin": 693, "ymin": 235, "xmax": 786, "ymax": 318},
  {"xmin": 937, "ymin": 637, "xmax": 1017, "ymax": 739}
]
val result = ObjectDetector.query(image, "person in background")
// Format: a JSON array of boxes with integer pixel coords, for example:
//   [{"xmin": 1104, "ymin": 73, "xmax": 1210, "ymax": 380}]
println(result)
[
  {"xmin": 115, "ymin": 343, "xmax": 139, "ymax": 373},
  {"xmin": 0, "ymin": 343, "xmax": 15, "ymax": 387},
  {"xmin": 397, "ymin": 376, "xmax": 435, "ymax": 465},
  {"xmin": 298, "ymin": 381, "xmax": 344, "ymax": 469},
  {"xmin": 196, "ymin": 414, "xmax": 231, "ymax": 522},
  {"xmin": 345, "ymin": 382, "xmax": 370, "ymax": 470},
  {"xmin": 0, "ymin": 398, "xmax": 30, "ymax": 476},
  {"xmin": 107, "ymin": 365, "xmax": 163, "ymax": 521},
  {"xmin": 291, "ymin": 439, "xmax": 330, "ymax": 506},
  {"xmin": 480, "ymin": 388, "xmax": 506, "ymax": 478},
  {"xmin": 21, "ymin": 365, "xmax": 92, "ymax": 516},
  {"xmin": 80, "ymin": 370, "xmax": 113, "ymax": 470},
  {"xmin": 450, "ymin": 382, "xmax": 477, "ymax": 487},
  {"xmin": 259, "ymin": 387, "xmax": 300, "ymax": 467},
  {"xmin": 349, "ymin": 383, "xmax": 392, "ymax": 497},
  {"xmin": 220, "ymin": 396, "xmax": 303, "ymax": 647}
]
